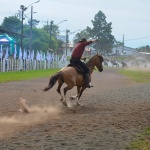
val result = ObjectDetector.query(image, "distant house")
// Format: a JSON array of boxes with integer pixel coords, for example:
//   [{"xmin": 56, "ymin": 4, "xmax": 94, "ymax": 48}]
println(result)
[
  {"xmin": 57, "ymin": 35, "xmax": 66, "ymax": 43},
  {"xmin": 112, "ymin": 45, "xmax": 138, "ymax": 56},
  {"xmin": 62, "ymin": 43, "xmax": 73, "ymax": 56}
]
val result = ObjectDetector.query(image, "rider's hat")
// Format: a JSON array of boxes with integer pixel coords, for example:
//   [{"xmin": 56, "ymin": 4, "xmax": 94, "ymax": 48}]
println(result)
[{"xmin": 78, "ymin": 38, "xmax": 87, "ymax": 43}]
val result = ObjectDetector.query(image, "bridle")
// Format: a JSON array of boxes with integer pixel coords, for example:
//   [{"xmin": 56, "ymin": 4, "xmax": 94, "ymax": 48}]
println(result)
[{"xmin": 96, "ymin": 54, "xmax": 103, "ymax": 72}]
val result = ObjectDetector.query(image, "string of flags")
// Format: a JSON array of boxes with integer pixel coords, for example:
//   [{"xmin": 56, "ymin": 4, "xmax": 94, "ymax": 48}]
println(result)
[{"xmin": 0, "ymin": 45, "xmax": 55, "ymax": 61}]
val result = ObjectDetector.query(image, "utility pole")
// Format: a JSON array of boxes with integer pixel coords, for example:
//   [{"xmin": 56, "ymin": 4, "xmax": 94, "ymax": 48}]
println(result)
[
  {"xmin": 123, "ymin": 34, "xmax": 124, "ymax": 54},
  {"xmin": 21, "ymin": 0, "xmax": 40, "ymax": 51},
  {"xmin": 49, "ymin": 20, "xmax": 53, "ymax": 49},
  {"xmin": 20, "ymin": 5, "xmax": 27, "ymax": 50},
  {"xmin": 46, "ymin": 20, "xmax": 49, "ymax": 32},
  {"xmin": 29, "ymin": 6, "xmax": 33, "ymax": 51},
  {"xmin": 66, "ymin": 29, "xmax": 70, "ymax": 56}
]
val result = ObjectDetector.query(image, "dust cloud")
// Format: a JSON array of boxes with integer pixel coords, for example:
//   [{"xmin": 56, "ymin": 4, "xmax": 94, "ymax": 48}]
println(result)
[
  {"xmin": 0, "ymin": 97, "xmax": 61, "ymax": 138},
  {"xmin": 123, "ymin": 54, "xmax": 150, "ymax": 71}
]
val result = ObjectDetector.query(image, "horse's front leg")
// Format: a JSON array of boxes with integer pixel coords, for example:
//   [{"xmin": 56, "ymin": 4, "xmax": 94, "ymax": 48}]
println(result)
[
  {"xmin": 76, "ymin": 86, "xmax": 86, "ymax": 106},
  {"xmin": 69, "ymin": 86, "xmax": 80, "ymax": 101}
]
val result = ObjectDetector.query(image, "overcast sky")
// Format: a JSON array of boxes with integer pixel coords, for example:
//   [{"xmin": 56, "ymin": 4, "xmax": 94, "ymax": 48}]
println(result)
[{"xmin": 0, "ymin": 0, "xmax": 149, "ymax": 48}]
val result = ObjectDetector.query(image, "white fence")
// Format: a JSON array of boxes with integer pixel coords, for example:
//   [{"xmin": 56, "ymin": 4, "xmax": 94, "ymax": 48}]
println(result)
[{"xmin": 0, "ymin": 57, "xmax": 68, "ymax": 72}]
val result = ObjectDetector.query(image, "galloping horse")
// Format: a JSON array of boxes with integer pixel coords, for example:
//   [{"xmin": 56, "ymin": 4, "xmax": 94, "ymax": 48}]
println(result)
[
  {"xmin": 111, "ymin": 61, "xmax": 119, "ymax": 67},
  {"xmin": 43, "ymin": 54, "xmax": 104, "ymax": 107},
  {"xmin": 121, "ymin": 61, "xmax": 128, "ymax": 68}
]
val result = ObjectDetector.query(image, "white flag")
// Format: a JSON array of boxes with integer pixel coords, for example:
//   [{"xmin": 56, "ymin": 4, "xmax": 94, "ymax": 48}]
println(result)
[
  {"xmin": 14, "ymin": 45, "xmax": 17, "ymax": 59},
  {"xmin": 19, "ymin": 47, "xmax": 22, "ymax": 59},
  {"xmin": 47, "ymin": 51, "xmax": 52, "ymax": 61},
  {"xmin": 36, "ymin": 51, "xmax": 40, "ymax": 60},
  {"xmin": 31, "ymin": 50, "xmax": 34, "ymax": 60},
  {"xmin": 61, "ymin": 54, "xmax": 66, "ymax": 62},
  {"xmin": 0, "ymin": 45, "xmax": 2, "ymax": 59},
  {"xmin": 52, "ymin": 54, "xmax": 54, "ymax": 61},
  {"xmin": 5, "ymin": 47, "xmax": 9, "ymax": 59},
  {"xmin": 23, "ymin": 49, "xmax": 27, "ymax": 60},
  {"xmin": 27, "ymin": 50, "xmax": 30, "ymax": 60}
]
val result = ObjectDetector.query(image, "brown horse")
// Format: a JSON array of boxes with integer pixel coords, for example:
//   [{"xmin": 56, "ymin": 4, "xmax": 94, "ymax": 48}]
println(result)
[{"xmin": 43, "ymin": 54, "xmax": 104, "ymax": 107}]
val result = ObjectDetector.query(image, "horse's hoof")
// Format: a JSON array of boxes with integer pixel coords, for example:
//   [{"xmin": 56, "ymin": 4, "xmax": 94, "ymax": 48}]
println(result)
[
  {"xmin": 69, "ymin": 97, "xmax": 75, "ymax": 101},
  {"xmin": 69, "ymin": 95, "xmax": 78, "ymax": 101},
  {"xmin": 60, "ymin": 98, "xmax": 63, "ymax": 102},
  {"xmin": 62, "ymin": 101, "xmax": 68, "ymax": 107},
  {"xmin": 76, "ymin": 102, "xmax": 80, "ymax": 106}
]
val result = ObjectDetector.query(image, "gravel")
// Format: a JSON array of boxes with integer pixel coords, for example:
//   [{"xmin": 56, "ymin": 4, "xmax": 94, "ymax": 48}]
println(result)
[{"xmin": 0, "ymin": 68, "xmax": 149, "ymax": 150}]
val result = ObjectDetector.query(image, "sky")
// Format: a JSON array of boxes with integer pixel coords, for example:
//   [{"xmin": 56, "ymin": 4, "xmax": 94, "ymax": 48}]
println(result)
[{"xmin": 0, "ymin": 0, "xmax": 150, "ymax": 48}]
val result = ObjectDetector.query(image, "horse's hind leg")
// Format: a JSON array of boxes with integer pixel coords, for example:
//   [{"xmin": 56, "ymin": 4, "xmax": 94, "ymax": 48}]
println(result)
[
  {"xmin": 57, "ymin": 81, "xmax": 64, "ymax": 102},
  {"xmin": 62, "ymin": 84, "xmax": 74, "ymax": 107}
]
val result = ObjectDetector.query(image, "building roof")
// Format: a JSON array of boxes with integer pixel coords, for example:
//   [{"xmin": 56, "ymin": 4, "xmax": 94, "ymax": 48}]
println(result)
[{"xmin": 0, "ymin": 33, "xmax": 16, "ymax": 44}]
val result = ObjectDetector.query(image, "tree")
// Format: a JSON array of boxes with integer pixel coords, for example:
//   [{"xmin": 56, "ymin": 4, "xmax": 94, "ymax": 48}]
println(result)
[
  {"xmin": 136, "ymin": 45, "xmax": 150, "ymax": 52},
  {"xmin": 43, "ymin": 23, "xmax": 60, "ymax": 37},
  {"xmin": 1, "ymin": 16, "xmax": 21, "ymax": 44},
  {"xmin": 74, "ymin": 29, "xmax": 91, "ymax": 44},
  {"xmin": 74, "ymin": 11, "xmax": 115, "ymax": 54},
  {"xmin": 23, "ymin": 27, "xmax": 49, "ymax": 51},
  {"xmin": 89, "ymin": 11, "xmax": 115, "ymax": 54},
  {"xmin": 27, "ymin": 19, "xmax": 40, "ymax": 27},
  {"xmin": 1, "ymin": 16, "xmax": 21, "ymax": 33},
  {"xmin": 1, "ymin": 16, "xmax": 67, "ymax": 53},
  {"xmin": 23, "ymin": 26, "xmax": 60, "ymax": 53}
]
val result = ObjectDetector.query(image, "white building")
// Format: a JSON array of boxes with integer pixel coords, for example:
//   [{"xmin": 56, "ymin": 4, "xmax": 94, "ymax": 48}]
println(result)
[
  {"xmin": 112, "ymin": 45, "xmax": 138, "ymax": 56},
  {"xmin": 62, "ymin": 43, "xmax": 73, "ymax": 56}
]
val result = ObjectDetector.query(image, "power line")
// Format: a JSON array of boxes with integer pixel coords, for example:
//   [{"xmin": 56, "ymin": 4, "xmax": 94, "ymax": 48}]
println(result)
[{"xmin": 125, "ymin": 36, "xmax": 150, "ymax": 41}]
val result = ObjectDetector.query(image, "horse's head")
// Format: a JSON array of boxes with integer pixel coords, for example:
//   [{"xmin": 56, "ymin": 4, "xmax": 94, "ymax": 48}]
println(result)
[{"xmin": 93, "ymin": 54, "xmax": 104, "ymax": 72}]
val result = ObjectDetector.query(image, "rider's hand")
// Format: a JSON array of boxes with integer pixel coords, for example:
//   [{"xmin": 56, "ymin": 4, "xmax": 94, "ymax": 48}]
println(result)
[{"xmin": 92, "ymin": 39, "xmax": 98, "ymax": 42}]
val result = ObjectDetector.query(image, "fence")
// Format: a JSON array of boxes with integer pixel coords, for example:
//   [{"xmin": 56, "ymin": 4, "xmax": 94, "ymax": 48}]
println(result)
[{"xmin": 0, "ymin": 56, "xmax": 68, "ymax": 72}]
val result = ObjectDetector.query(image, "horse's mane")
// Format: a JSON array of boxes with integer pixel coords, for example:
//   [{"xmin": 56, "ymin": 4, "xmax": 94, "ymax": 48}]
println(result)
[{"xmin": 86, "ymin": 54, "xmax": 99, "ymax": 65}]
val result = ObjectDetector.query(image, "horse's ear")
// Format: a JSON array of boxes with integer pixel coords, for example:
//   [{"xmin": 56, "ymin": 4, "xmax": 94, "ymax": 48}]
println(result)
[{"xmin": 100, "ymin": 53, "xmax": 103, "ymax": 56}]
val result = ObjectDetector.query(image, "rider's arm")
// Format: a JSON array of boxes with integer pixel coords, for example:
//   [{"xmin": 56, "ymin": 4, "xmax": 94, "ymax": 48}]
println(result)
[{"xmin": 91, "ymin": 39, "xmax": 98, "ymax": 43}]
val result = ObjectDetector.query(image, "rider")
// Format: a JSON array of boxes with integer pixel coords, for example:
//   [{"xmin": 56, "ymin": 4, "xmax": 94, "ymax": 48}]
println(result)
[{"xmin": 70, "ymin": 38, "xmax": 98, "ymax": 88}]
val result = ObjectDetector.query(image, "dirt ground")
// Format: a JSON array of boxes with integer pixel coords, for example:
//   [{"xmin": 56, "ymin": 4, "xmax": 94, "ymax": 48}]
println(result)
[{"xmin": 0, "ymin": 68, "xmax": 150, "ymax": 150}]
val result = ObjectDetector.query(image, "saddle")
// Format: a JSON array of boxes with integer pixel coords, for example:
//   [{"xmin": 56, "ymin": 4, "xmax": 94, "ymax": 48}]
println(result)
[{"xmin": 67, "ymin": 63, "xmax": 85, "ymax": 75}]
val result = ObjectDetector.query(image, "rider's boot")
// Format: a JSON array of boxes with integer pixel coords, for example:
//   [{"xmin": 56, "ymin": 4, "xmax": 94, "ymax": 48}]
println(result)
[{"xmin": 85, "ymin": 73, "xmax": 91, "ymax": 88}]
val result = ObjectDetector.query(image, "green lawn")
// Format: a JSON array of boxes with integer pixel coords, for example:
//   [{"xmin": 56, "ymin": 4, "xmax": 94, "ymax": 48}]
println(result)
[
  {"xmin": 0, "ymin": 69, "xmax": 59, "ymax": 83},
  {"xmin": 118, "ymin": 69, "xmax": 150, "ymax": 83},
  {"xmin": 118, "ymin": 69, "xmax": 150, "ymax": 149},
  {"xmin": 127, "ymin": 127, "xmax": 150, "ymax": 150}
]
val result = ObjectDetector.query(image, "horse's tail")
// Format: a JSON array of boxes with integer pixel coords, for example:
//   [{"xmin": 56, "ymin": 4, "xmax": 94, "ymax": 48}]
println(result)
[{"xmin": 43, "ymin": 72, "xmax": 61, "ymax": 91}]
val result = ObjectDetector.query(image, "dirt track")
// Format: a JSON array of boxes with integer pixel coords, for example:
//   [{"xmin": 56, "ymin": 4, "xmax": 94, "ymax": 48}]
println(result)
[{"xmin": 0, "ymin": 68, "xmax": 150, "ymax": 150}]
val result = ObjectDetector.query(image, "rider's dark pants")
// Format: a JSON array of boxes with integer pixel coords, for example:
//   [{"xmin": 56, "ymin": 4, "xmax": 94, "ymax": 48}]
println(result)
[{"xmin": 70, "ymin": 58, "xmax": 89, "ymax": 74}]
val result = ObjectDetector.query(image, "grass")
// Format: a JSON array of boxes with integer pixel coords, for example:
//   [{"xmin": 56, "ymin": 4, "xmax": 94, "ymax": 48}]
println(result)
[
  {"xmin": 118, "ymin": 69, "xmax": 150, "ymax": 83},
  {"xmin": 127, "ymin": 127, "xmax": 150, "ymax": 150},
  {"xmin": 117, "ymin": 68, "xmax": 150, "ymax": 150},
  {"xmin": 0, "ymin": 68, "xmax": 59, "ymax": 83}
]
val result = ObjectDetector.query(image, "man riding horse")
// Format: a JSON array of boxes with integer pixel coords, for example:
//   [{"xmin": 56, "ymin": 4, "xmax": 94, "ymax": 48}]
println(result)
[
  {"xmin": 43, "ymin": 38, "xmax": 103, "ymax": 107},
  {"xmin": 70, "ymin": 38, "xmax": 98, "ymax": 88}
]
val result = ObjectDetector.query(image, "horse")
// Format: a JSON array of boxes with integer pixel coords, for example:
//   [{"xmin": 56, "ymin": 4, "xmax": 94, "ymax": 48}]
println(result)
[
  {"xmin": 104, "ymin": 61, "xmax": 108, "ymax": 66},
  {"xmin": 121, "ymin": 61, "xmax": 128, "ymax": 68},
  {"xmin": 43, "ymin": 54, "xmax": 104, "ymax": 107},
  {"xmin": 111, "ymin": 61, "xmax": 119, "ymax": 67}
]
